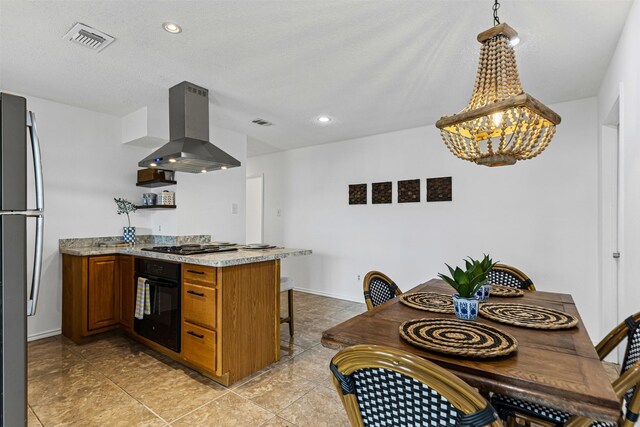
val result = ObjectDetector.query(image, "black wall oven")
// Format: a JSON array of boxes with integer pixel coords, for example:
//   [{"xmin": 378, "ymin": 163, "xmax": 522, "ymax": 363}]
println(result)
[{"xmin": 134, "ymin": 258, "xmax": 181, "ymax": 353}]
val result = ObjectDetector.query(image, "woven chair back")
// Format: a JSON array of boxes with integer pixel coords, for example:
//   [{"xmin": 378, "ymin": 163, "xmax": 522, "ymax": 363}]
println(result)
[
  {"xmin": 330, "ymin": 345, "xmax": 501, "ymax": 427},
  {"xmin": 488, "ymin": 264, "xmax": 535, "ymax": 290},
  {"xmin": 363, "ymin": 271, "xmax": 401, "ymax": 310}
]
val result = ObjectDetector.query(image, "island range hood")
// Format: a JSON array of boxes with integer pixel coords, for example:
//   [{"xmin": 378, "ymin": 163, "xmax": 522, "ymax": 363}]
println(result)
[{"xmin": 138, "ymin": 81, "xmax": 241, "ymax": 173}]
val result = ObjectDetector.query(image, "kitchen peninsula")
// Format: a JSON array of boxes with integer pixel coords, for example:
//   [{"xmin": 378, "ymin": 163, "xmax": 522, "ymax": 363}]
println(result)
[{"xmin": 60, "ymin": 236, "xmax": 311, "ymax": 386}]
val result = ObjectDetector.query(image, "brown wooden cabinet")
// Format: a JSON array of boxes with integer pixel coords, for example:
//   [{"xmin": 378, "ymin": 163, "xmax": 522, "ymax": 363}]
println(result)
[
  {"xmin": 62, "ymin": 254, "xmax": 134, "ymax": 343},
  {"xmin": 87, "ymin": 256, "xmax": 119, "ymax": 330},
  {"xmin": 118, "ymin": 255, "xmax": 134, "ymax": 330},
  {"xmin": 63, "ymin": 254, "xmax": 281, "ymax": 386}
]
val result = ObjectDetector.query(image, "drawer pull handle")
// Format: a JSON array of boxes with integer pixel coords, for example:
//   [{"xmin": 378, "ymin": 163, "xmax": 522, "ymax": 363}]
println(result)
[
  {"xmin": 187, "ymin": 290, "xmax": 205, "ymax": 297},
  {"xmin": 187, "ymin": 331, "xmax": 205, "ymax": 339},
  {"xmin": 187, "ymin": 270, "xmax": 205, "ymax": 275}
]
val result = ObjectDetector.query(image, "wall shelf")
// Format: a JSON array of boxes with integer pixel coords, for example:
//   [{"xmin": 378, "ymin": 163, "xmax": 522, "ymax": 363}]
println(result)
[
  {"xmin": 136, "ymin": 179, "xmax": 177, "ymax": 188},
  {"xmin": 135, "ymin": 205, "xmax": 176, "ymax": 210}
]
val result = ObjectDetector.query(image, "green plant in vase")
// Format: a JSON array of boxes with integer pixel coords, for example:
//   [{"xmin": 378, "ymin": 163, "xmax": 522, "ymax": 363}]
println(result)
[
  {"xmin": 114, "ymin": 198, "xmax": 137, "ymax": 244},
  {"xmin": 438, "ymin": 257, "xmax": 489, "ymax": 320},
  {"xmin": 465, "ymin": 254, "xmax": 497, "ymax": 301}
]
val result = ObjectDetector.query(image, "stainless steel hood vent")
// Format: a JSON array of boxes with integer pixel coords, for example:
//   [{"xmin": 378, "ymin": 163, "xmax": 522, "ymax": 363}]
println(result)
[{"xmin": 138, "ymin": 81, "xmax": 241, "ymax": 173}]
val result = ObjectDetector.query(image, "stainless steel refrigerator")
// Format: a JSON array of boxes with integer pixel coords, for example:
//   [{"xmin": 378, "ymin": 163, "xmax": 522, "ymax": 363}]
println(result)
[{"xmin": 0, "ymin": 92, "xmax": 44, "ymax": 426}]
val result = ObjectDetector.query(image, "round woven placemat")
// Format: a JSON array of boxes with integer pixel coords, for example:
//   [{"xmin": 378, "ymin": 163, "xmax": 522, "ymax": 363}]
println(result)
[
  {"xmin": 399, "ymin": 318, "xmax": 518, "ymax": 358},
  {"xmin": 479, "ymin": 303, "xmax": 578, "ymax": 329},
  {"xmin": 399, "ymin": 292, "xmax": 454, "ymax": 313},
  {"xmin": 490, "ymin": 285, "xmax": 525, "ymax": 298}
]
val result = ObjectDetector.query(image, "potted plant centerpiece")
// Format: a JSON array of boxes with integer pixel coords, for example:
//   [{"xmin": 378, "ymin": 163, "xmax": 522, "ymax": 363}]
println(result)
[
  {"xmin": 114, "ymin": 198, "xmax": 137, "ymax": 244},
  {"xmin": 438, "ymin": 257, "xmax": 493, "ymax": 320},
  {"xmin": 470, "ymin": 254, "xmax": 496, "ymax": 301}
]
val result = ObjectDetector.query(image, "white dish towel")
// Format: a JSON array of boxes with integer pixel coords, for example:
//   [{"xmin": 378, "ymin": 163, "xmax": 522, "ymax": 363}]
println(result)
[{"xmin": 134, "ymin": 277, "xmax": 151, "ymax": 320}]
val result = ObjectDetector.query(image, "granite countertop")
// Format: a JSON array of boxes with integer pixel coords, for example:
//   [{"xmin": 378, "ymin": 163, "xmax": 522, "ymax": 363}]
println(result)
[{"xmin": 59, "ymin": 244, "xmax": 312, "ymax": 267}]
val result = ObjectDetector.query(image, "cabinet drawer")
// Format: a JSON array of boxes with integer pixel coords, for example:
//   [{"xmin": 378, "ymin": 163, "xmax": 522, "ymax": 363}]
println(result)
[
  {"xmin": 182, "ymin": 322, "xmax": 216, "ymax": 372},
  {"xmin": 183, "ymin": 264, "xmax": 216, "ymax": 287},
  {"xmin": 183, "ymin": 283, "xmax": 216, "ymax": 329}
]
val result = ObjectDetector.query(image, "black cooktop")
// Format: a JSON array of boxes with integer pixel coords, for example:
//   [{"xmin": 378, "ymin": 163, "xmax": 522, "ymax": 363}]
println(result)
[{"xmin": 141, "ymin": 244, "xmax": 239, "ymax": 256}]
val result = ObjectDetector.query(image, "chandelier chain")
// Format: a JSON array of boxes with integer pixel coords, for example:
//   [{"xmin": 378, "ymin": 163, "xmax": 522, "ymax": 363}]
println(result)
[{"xmin": 493, "ymin": 0, "xmax": 501, "ymax": 26}]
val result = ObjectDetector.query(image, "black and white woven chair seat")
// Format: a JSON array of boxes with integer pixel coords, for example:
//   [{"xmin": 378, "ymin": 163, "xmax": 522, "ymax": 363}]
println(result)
[{"xmin": 491, "ymin": 394, "xmax": 616, "ymax": 427}]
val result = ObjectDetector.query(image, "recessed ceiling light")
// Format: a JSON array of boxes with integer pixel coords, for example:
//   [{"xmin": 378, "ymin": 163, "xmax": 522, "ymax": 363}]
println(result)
[
  {"xmin": 168, "ymin": 158, "xmax": 177, "ymax": 163},
  {"xmin": 510, "ymin": 36, "xmax": 520, "ymax": 47},
  {"xmin": 221, "ymin": 166, "xmax": 227, "ymax": 170},
  {"xmin": 201, "ymin": 169, "xmax": 207, "ymax": 173},
  {"xmin": 163, "ymin": 22, "xmax": 182, "ymax": 34},
  {"xmin": 317, "ymin": 116, "xmax": 332, "ymax": 123},
  {"xmin": 149, "ymin": 162, "xmax": 157, "ymax": 167}
]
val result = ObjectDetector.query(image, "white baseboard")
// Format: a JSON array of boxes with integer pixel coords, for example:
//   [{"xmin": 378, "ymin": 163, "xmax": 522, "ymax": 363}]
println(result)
[
  {"xmin": 293, "ymin": 286, "xmax": 362, "ymax": 304},
  {"xmin": 28, "ymin": 328, "xmax": 61, "ymax": 342}
]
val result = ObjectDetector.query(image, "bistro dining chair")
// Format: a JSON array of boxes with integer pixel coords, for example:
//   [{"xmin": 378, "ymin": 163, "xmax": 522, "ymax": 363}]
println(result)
[
  {"xmin": 488, "ymin": 264, "xmax": 536, "ymax": 291},
  {"xmin": 329, "ymin": 344, "xmax": 502, "ymax": 427},
  {"xmin": 492, "ymin": 311, "xmax": 640, "ymax": 427},
  {"xmin": 362, "ymin": 271, "xmax": 402, "ymax": 310}
]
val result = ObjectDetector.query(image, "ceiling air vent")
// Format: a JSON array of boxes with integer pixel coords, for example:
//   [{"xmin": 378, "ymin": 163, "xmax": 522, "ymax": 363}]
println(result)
[
  {"xmin": 252, "ymin": 118, "xmax": 273, "ymax": 127},
  {"xmin": 63, "ymin": 23, "xmax": 115, "ymax": 52}
]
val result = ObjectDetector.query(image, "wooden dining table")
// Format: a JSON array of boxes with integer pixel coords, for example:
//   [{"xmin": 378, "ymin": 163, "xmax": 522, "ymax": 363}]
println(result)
[{"xmin": 321, "ymin": 279, "xmax": 620, "ymax": 423}]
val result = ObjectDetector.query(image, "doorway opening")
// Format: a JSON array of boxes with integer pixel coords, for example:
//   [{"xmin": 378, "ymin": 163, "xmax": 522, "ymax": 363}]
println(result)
[
  {"xmin": 246, "ymin": 175, "xmax": 264, "ymax": 244},
  {"xmin": 600, "ymin": 93, "xmax": 624, "ymax": 362}
]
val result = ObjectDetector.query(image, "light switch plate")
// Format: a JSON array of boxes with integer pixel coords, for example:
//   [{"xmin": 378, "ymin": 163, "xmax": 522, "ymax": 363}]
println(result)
[{"xmin": 232, "ymin": 203, "xmax": 238, "ymax": 214}]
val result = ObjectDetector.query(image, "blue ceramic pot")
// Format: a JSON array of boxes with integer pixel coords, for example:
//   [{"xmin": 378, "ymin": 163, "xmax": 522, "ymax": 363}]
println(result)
[
  {"xmin": 452, "ymin": 294, "xmax": 479, "ymax": 321},
  {"xmin": 475, "ymin": 284, "xmax": 491, "ymax": 302},
  {"xmin": 123, "ymin": 226, "xmax": 136, "ymax": 244}
]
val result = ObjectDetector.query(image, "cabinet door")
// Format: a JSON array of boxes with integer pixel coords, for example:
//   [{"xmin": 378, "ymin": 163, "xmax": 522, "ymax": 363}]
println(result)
[
  {"xmin": 182, "ymin": 321, "xmax": 216, "ymax": 372},
  {"xmin": 183, "ymin": 283, "xmax": 216, "ymax": 329},
  {"xmin": 118, "ymin": 256, "xmax": 134, "ymax": 329},
  {"xmin": 88, "ymin": 256, "xmax": 119, "ymax": 330}
]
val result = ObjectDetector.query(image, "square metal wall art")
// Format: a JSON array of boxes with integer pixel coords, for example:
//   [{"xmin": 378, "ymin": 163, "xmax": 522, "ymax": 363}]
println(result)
[
  {"xmin": 372, "ymin": 181, "xmax": 392, "ymax": 204},
  {"xmin": 427, "ymin": 177, "xmax": 452, "ymax": 202},
  {"xmin": 349, "ymin": 183, "xmax": 367, "ymax": 205},
  {"xmin": 397, "ymin": 179, "xmax": 420, "ymax": 203}
]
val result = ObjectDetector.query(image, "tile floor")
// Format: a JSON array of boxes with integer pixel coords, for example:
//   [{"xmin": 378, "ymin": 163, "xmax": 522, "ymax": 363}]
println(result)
[
  {"xmin": 27, "ymin": 291, "xmax": 365, "ymax": 426},
  {"xmin": 27, "ymin": 290, "xmax": 622, "ymax": 427}
]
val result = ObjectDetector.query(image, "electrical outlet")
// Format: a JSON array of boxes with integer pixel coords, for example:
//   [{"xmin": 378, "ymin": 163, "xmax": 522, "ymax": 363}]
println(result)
[
  {"xmin": 357, "ymin": 274, "xmax": 361, "ymax": 281},
  {"xmin": 276, "ymin": 208, "xmax": 282, "ymax": 217},
  {"xmin": 158, "ymin": 224, "xmax": 162, "ymax": 233},
  {"xmin": 232, "ymin": 203, "xmax": 238, "ymax": 214}
]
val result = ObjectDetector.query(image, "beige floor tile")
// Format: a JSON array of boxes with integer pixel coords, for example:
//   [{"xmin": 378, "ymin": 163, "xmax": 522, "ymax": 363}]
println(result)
[
  {"xmin": 280, "ymin": 329, "xmax": 322, "ymax": 350},
  {"xmin": 87, "ymin": 348, "xmax": 177, "ymax": 389},
  {"xmin": 27, "ymin": 407, "xmax": 42, "ymax": 427},
  {"xmin": 278, "ymin": 385, "xmax": 349, "ymax": 427},
  {"xmin": 28, "ymin": 362, "xmax": 102, "ymax": 406},
  {"xmin": 64, "ymin": 399, "xmax": 167, "ymax": 427},
  {"xmin": 126, "ymin": 366, "xmax": 229, "ymax": 422},
  {"xmin": 260, "ymin": 415, "xmax": 299, "ymax": 426},
  {"xmin": 28, "ymin": 340, "xmax": 84, "ymax": 379},
  {"xmin": 171, "ymin": 393, "xmax": 273, "ymax": 427},
  {"xmin": 30, "ymin": 374, "xmax": 135, "ymax": 425},
  {"xmin": 67, "ymin": 333, "xmax": 146, "ymax": 360},
  {"xmin": 286, "ymin": 345, "xmax": 338, "ymax": 389},
  {"xmin": 233, "ymin": 364, "xmax": 316, "ymax": 413}
]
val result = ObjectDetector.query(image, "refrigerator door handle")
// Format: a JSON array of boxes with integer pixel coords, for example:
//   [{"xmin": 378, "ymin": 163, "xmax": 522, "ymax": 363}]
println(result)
[
  {"xmin": 26, "ymin": 110, "xmax": 45, "ymax": 316},
  {"xmin": 26, "ymin": 110, "xmax": 45, "ymax": 212},
  {"xmin": 27, "ymin": 214, "xmax": 44, "ymax": 316}
]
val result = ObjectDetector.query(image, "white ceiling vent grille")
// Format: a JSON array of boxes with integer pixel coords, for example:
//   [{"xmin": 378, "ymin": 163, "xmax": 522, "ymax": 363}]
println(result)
[
  {"xmin": 63, "ymin": 23, "xmax": 115, "ymax": 52},
  {"xmin": 252, "ymin": 118, "xmax": 273, "ymax": 127}
]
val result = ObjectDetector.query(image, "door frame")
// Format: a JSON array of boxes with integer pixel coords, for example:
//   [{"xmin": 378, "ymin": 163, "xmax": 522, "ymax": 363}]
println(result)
[
  {"xmin": 246, "ymin": 174, "xmax": 264, "ymax": 244},
  {"xmin": 599, "ymin": 83, "xmax": 625, "ymax": 361}
]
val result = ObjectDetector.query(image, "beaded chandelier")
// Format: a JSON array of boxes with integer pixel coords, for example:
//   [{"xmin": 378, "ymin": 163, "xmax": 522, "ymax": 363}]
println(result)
[{"xmin": 436, "ymin": 1, "xmax": 561, "ymax": 167}]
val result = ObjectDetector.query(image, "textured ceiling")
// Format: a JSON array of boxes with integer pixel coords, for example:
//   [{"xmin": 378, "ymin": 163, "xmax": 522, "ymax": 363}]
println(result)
[{"xmin": 0, "ymin": 0, "xmax": 632, "ymax": 156}]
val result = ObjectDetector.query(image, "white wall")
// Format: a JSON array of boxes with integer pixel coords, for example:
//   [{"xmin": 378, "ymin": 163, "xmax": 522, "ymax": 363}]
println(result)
[
  {"xmin": 2, "ymin": 93, "xmax": 248, "ymax": 339},
  {"xmin": 13, "ymin": 94, "xmax": 152, "ymax": 339},
  {"xmin": 598, "ymin": 0, "xmax": 640, "ymax": 337},
  {"xmin": 248, "ymin": 97, "xmax": 603, "ymax": 337}
]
